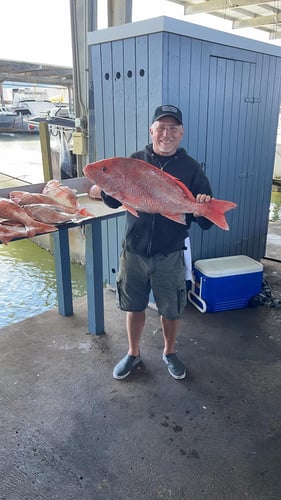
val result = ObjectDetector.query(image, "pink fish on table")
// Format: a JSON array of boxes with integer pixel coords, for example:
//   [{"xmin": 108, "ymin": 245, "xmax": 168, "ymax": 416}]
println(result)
[
  {"xmin": 9, "ymin": 190, "xmax": 93, "ymax": 219},
  {"xmin": 42, "ymin": 179, "xmax": 79, "ymax": 209},
  {"xmin": 24, "ymin": 204, "xmax": 94, "ymax": 225},
  {"xmin": 9, "ymin": 191, "xmax": 70, "ymax": 208},
  {"xmin": 0, "ymin": 198, "xmax": 57, "ymax": 238},
  {"xmin": 83, "ymin": 157, "xmax": 237, "ymax": 230}
]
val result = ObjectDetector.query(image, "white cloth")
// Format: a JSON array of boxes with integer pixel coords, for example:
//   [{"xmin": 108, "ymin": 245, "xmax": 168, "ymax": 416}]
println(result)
[{"xmin": 184, "ymin": 237, "xmax": 193, "ymax": 282}]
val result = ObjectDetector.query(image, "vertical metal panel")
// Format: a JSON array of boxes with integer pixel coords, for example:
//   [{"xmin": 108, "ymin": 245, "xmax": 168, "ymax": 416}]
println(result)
[
  {"xmin": 89, "ymin": 44, "xmax": 103, "ymax": 161},
  {"xmin": 135, "ymin": 35, "xmax": 150, "ymax": 148},
  {"xmin": 148, "ymin": 33, "xmax": 164, "ymax": 131},
  {"xmin": 162, "ymin": 33, "xmax": 181, "ymax": 105},
  {"xmin": 101, "ymin": 42, "xmax": 116, "ymax": 157},
  {"xmin": 101, "ymin": 213, "xmax": 126, "ymax": 288},
  {"xmin": 112, "ymin": 40, "xmax": 126, "ymax": 156},
  {"xmin": 123, "ymin": 37, "xmax": 137, "ymax": 155},
  {"xmin": 177, "ymin": 35, "xmax": 192, "ymax": 142}
]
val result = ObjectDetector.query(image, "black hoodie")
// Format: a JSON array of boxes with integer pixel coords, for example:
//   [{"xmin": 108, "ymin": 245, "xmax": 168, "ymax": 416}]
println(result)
[{"xmin": 101, "ymin": 144, "xmax": 213, "ymax": 257}]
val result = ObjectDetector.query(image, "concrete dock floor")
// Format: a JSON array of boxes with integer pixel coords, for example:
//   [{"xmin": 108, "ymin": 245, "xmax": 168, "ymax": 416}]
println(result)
[{"xmin": 0, "ymin": 258, "xmax": 280, "ymax": 500}]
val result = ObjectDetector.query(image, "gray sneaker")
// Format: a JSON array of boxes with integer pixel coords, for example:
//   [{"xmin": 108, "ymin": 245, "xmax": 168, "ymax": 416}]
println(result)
[
  {"xmin": 162, "ymin": 353, "xmax": 186, "ymax": 380},
  {"xmin": 113, "ymin": 354, "xmax": 141, "ymax": 380}
]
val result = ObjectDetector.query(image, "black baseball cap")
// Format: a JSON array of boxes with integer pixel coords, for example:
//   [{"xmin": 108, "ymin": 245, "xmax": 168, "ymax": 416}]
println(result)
[{"xmin": 152, "ymin": 105, "xmax": 183, "ymax": 125}]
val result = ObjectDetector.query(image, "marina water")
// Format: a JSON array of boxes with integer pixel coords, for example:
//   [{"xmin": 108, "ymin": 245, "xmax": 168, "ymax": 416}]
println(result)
[
  {"xmin": 0, "ymin": 134, "xmax": 87, "ymax": 328},
  {"xmin": 0, "ymin": 134, "xmax": 281, "ymax": 328}
]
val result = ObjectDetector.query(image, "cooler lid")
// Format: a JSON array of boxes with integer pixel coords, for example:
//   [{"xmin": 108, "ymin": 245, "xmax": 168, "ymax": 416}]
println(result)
[{"xmin": 194, "ymin": 255, "xmax": 263, "ymax": 277}]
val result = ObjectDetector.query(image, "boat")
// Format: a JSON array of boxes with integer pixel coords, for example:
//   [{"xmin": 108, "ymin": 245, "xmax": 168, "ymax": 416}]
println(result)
[
  {"xmin": 273, "ymin": 178, "xmax": 281, "ymax": 187},
  {"xmin": 0, "ymin": 104, "xmax": 17, "ymax": 132},
  {"xmin": 10, "ymin": 88, "xmax": 71, "ymax": 121},
  {"xmin": 0, "ymin": 104, "xmax": 39, "ymax": 134},
  {"xmin": 5, "ymin": 88, "xmax": 72, "ymax": 134}
]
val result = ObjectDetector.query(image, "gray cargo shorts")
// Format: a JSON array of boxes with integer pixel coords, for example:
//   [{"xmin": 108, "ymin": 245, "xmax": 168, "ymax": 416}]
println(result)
[{"xmin": 116, "ymin": 249, "xmax": 187, "ymax": 320}]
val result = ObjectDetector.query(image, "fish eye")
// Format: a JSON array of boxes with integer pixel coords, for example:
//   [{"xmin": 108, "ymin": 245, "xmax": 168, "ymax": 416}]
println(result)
[{"xmin": 102, "ymin": 166, "xmax": 107, "ymax": 172}]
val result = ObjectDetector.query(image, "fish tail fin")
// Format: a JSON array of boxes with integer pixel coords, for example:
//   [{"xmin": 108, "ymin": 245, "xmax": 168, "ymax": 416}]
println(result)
[
  {"xmin": 78, "ymin": 208, "xmax": 94, "ymax": 217},
  {"xmin": 201, "ymin": 199, "xmax": 237, "ymax": 230}
]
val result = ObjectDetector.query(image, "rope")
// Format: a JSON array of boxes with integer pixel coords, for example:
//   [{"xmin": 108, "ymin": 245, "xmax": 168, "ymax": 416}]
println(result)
[{"xmin": 248, "ymin": 277, "xmax": 281, "ymax": 308}]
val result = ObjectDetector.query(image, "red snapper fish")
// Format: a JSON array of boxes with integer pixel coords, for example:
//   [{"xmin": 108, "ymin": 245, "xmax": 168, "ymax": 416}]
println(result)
[
  {"xmin": 24, "ymin": 204, "xmax": 93, "ymax": 225},
  {"xmin": 9, "ymin": 191, "xmax": 68, "ymax": 208},
  {"xmin": 42, "ymin": 180, "xmax": 79, "ymax": 209},
  {"xmin": 9, "ymin": 190, "xmax": 93, "ymax": 219},
  {"xmin": 83, "ymin": 157, "xmax": 237, "ymax": 230},
  {"xmin": 0, "ymin": 198, "xmax": 57, "ymax": 237}
]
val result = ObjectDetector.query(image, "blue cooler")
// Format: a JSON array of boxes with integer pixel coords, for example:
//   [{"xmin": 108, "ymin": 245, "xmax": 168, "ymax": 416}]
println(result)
[{"xmin": 188, "ymin": 255, "xmax": 263, "ymax": 313}]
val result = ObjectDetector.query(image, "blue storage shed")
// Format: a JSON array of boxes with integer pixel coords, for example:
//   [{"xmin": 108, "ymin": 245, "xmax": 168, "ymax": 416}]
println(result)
[{"xmin": 88, "ymin": 16, "xmax": 281, "ymax": 263}]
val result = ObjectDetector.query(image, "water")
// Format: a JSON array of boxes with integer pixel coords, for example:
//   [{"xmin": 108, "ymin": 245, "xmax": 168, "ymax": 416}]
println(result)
[
  {"xmin": 0, "ymin": 239, "xmax": 87, "ymax": 328},
  {"xmin": 0, "ymin": 133, "xmax": 43, "ymax": 184},
  {"xmin": 0, "ymin": 134, "xmax": 87, "ymax": 328}
]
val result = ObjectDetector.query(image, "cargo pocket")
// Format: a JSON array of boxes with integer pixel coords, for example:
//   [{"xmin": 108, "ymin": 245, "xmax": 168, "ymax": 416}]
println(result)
[
  {"xmin": 177, "ymin": 285, "xmax": 187, "ymax": 316},
  {"xmin": 116, "ymin": 278, "xmax": 124, "ymax": 310}
]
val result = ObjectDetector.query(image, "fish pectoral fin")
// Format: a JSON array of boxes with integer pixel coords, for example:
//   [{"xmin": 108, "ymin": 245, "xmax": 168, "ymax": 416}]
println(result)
[
  {"xmin": 122, "ymin": 205, "xmax": 139, "ymax": 217},
  {"xmin": 163, "ymin": 213, "xmax": 186, "ymax": 225}
]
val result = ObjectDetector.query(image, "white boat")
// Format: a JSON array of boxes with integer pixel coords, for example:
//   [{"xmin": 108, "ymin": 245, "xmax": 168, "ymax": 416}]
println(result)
[
  {"xmin": 8, "ymin": 88, "xmax": 72, "ymax": 133},
  {"xmin": 10, "ymin": 88, "xmax": 71, "ymax": 121},
  {"xmin": 0, "ymin": 104, "xmax": 17, "ymax": 131},
  {"xmin": 11, "ymin": 88, "xmax": 54, "ymax": 115}
]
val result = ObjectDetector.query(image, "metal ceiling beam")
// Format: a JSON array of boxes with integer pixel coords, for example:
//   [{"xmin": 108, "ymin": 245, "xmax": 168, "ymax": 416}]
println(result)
[
  {"xmin": 184, "ymin": 0, "xmax": 275, "ymax": 15},
  {"xmin": 233, "ymin": 12, "xmax": 281, "ymax": 28},
  {"xmin": 0, "ymin": 61, "xmax": 73, "ymax": 87},
  {"xmin": 107, "ymin": 0, "xmax": 132, "ymax": 26},
  {"xmin": 167, "ymin": 0, "xmax": 281, "ymax": 37},
  {"xmin": 270, "ymin": 31, "xmax": 281, "ymax": 38}
]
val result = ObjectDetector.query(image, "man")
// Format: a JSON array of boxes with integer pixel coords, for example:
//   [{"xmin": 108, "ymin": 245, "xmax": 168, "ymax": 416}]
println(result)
[{"xmin": 101, "ymin": 105, "xmax": 213, "ymax": 381}]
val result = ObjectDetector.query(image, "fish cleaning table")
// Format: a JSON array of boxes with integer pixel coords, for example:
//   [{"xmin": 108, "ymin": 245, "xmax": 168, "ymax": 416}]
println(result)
[{"xmin": 0, "ymin": 178, "xmax": 125, "ymax": 334}]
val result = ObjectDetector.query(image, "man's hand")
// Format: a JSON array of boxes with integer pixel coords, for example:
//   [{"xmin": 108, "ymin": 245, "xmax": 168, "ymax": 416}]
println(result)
[{"xmin": 193, "ymin": 193, "xmax": 212, "ymax": 217}]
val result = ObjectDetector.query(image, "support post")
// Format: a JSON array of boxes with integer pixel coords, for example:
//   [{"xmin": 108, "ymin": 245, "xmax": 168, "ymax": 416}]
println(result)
[
  {"xmin": 39, "ymin": 122, "xmax": 53, "ymax": 182},
  {"xmin": 52, "ymin": 228, "xmax": 73, "ymax": 316},
  {"xmin": 85, "ymin": 220, "xmax": 105, "ymax": 334}
]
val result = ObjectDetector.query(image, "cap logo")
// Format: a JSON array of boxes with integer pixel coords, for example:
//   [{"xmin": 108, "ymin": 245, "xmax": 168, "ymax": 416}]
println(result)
[{"xmin": 161, "ymin": 105, "xmax": 178, "ymax": 113}]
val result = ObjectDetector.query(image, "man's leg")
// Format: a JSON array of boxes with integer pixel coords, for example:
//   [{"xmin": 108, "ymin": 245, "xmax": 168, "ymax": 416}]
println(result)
[
  {"xmin": 127, "ymin": 310, "xmax": 145, "ymax": 356},
  {"xmin": 113, "ymin": 310, "xmax": 145, "ymax": 380},
  {"xmin": 161, "ymin": 316, "xmax": 180, "ymax": 355},
  {"xmin": 161, "ymin": 316, "xmax": 186, "ymax": 380}
]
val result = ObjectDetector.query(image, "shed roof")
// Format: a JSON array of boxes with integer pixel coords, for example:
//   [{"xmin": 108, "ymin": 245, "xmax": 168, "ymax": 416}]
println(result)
[{"xmin": 88, "ymin": 15, "xmax": 281, "ymax": 57}]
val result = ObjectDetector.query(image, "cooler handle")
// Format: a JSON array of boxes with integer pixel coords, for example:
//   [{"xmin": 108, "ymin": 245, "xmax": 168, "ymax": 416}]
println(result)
[
  {"xmin": 187, "ymin": 290, "xmax": 207, "ymax": 313},
  {"xmin": 187, "ymin": 276, "xmax": 207, "ymax": 313}
]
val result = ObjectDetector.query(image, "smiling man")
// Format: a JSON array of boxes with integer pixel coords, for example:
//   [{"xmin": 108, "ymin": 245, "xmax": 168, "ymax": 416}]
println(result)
[
  {"xmin": 101, "ymin": 104, "xmax": 214, "ymax": 381},
  {"xmin": 150, "ymin": 105, "xmax": 184, "ymax": 156}
]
